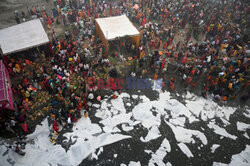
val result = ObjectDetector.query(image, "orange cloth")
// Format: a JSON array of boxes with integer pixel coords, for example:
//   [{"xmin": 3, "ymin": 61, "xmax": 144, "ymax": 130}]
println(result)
[
  {"xmin": 84, "ymin": 112, "xmax": 88, "ymax": 118},
  {"xmin": 221, "ymin": 96, "xmax": 227, "ymax": 101},
  {"xmin": 170, "ymin": 83, "xmax": 174, "ymax": 91},
  {"xmin": 153, "ymin": 73, "xmax": 158, "ymax": 80},
  {"xmin": 228, "ymin": 83, "xmax": 233, "ymax": 90},
  {"xmin": 112, "ymin": 94, "xmax": 117, "ymax": 99},
  {"xmin": 233, "ymin": 50, "xmax": 238, "ymax": 56}
]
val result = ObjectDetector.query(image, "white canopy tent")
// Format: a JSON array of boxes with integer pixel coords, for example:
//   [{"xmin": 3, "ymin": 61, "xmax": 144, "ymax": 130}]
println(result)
[
  {"xmin": 95, "ymin": 15, "xmax": 140, "ymax": 41},
  {"xmin": 0, "ymin": 19, "xmax": 49, "ymax": 55},
  {"xmin": 95, "ymin": 15, "xmax": 141, "ymax": 55}
]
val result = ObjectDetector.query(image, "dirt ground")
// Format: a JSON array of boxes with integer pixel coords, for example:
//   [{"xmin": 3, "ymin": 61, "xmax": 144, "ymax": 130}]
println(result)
[
  {"xmin": 0, "ymin": 0, "xmax": 70, "ymax": 42},
  {"xmin": 0, "ymin": 0, "xmax": 53, "ymax": 29}
]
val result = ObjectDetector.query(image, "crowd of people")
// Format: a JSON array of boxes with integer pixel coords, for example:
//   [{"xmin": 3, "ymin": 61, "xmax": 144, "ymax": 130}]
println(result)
[{"xmin": 1, "ymin": 0, "xmax": 249, "ymax": 142}]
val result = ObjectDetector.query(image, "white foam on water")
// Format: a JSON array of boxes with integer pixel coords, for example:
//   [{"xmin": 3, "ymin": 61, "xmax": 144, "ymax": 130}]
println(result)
[
  {"xmin": 91, "ymin": 150, "xmax": 99, "ymax": 160},
  {"xmin": 237, "ymin": 122, "xmax": 250, "ymax": 131},
  {"xmin": 166, "ymin": 162, "xmax": 172, "ymax": 166},
  {"xmin": 185, "ymin": 95, "xmax": 236, "ymax": 122},
  {"xmin": 243, "ymin": 133, "xmax": 249, "ymax": 139},
  {"xmin": 243, "ymin": 113, "xmax": 250, "ymax": 119},
  {"xmin": 166, "ymin": 121, "xmax": 207, "ymax": 145},
  {"xmin": 178, "ymin": 143, "xmax": 194, "ymax": 158},
  {"xmin": 97, "ymin": 147, "xmax": 103, "ymax": 156},
  {"xmin": 95, "ymin": 100, "xmax": 112, "ymax": 119},
  {"xmin": 100, "ymin": 113, "xmax": 133, "ymax": 133},
  {"xmin": 212, "ymin": 162, "xmax": 228, "ymax": 166},
  {"xmin": 128, "ymin": 161, "xmax": 141, "ymax": 166},
  {"xmin": 168, "ymin": 117, "xmax": 186, "ymax": 127},
  {"xmin": 145, "ymin": 150, "xmax": 153, "ymax": 154},
  {"xmin": 243, "ymin": 109, "xmax": 250, "ymax": 119},
  {"xmin": 139, "ymin": 95, "xmax": 150, "ymax": 102},
  {"xmin": 213, "ymin": 145, "xmax": 250, "ymax": 166},
  {"xmin": 0, "ymin": 90, "xmax": 247, "ymax": 166},
  {"xmin": 220, "ymin": 118, "xmax": 230, "ymax": 126},
  {"xmin": 93, "ymin": 104, "xmax": 101, "ymax": 108},
  {"xmin": 0, "ymin": 117, "xmax": 131, "ymax": 166},
  {"xmin": 119, "ymin": 92, "xmax": 131, "ymax": 98},
  {"xmin": 126, "ymin": 103, "xmax": 132, "ymax": 106},
  {"xmin": 208, "ymin": 122, "xmax": 237, "ymax": 140},
  {"xmin": 64, "ymin": 118, "xmax": 102, "ymax": 139},
  {"xmin": 185, "ymin": 100, "xmax": 203, "ymax": 117},
  {"xmin": 211, "ymin": 144, "xmax": 220, "ymax": 153},
  {"xmin": 140, "ymin": 125, "xmax": 161, "ymax": 142},
  {"xmin": 111, "ymin": 97, "xmax": 126, "ymax": 113},
  {"xmin": 132, "ymin": 95, "xmax": 138, "ymax": 99},
  {"xmin": 148, "ymin": 138, "xmax": 171, "ymax": 166},
  {"xmin": 132, "ymin": 102, "xmax": 160, "ymax": 129},
  {"xmin": 185, "ymin": 92, "xmax": 194, "ymax": 99},
  {"xmin": 150, "ymin": 91, "xmax": 198, "ymax": 124},
  {"xmin": 59, "ymin": 120, "xmax": 131, "ymax": 166},
  {"xmin": 0, "ymin": 120, "xmax": 71, "ymax": 166},
  {"xmin": 165, "ymin": 99, "xmax": 193, "ymax": 120},
  {"xmin": 122, "ymin": 124, "xmax": 134, "ymax": 132}
]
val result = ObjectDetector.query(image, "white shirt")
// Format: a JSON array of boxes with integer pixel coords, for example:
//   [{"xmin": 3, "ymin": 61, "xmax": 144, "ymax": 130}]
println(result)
[
  {"xmin": 67, "ymin": 117, "xmax": 71, "ymax": 124},
  {"xmin": 84, "ymin": 64, "xmax": 89, "ymax": 70}
]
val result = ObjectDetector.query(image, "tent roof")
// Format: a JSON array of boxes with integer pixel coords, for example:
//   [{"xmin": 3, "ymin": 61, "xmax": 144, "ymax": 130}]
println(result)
[
  {"xmin": 95, "ymin": 15, "xmax": 140, "ymax": 40},
  {"xmin": 0, "ymin": 19, "xmax": 49, "ymax": 55}
]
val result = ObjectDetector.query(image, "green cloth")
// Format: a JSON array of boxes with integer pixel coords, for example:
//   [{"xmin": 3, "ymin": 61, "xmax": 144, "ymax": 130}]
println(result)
[
  {"xmin": 25, "ymin": 91, "xmax": 30, "ymax": 98},
  {"xmin": 50, "ymin": 83, "xmax": 54, "ymax": 89},
  {"xmin": 109, "ymin": 56, "xmax": 117, "ymax": 65}
]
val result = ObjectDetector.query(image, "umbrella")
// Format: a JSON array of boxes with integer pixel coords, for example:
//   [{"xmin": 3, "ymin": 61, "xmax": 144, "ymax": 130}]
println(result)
[{"xmin": 133, "ymin": 4, "xmax": 139, "ymax": 10}]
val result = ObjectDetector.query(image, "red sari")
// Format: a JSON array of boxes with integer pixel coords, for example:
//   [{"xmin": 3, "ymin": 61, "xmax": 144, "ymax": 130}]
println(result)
[{"xmin": 47, "ymin": 16, "xmax": 51, "ymax": 25}]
